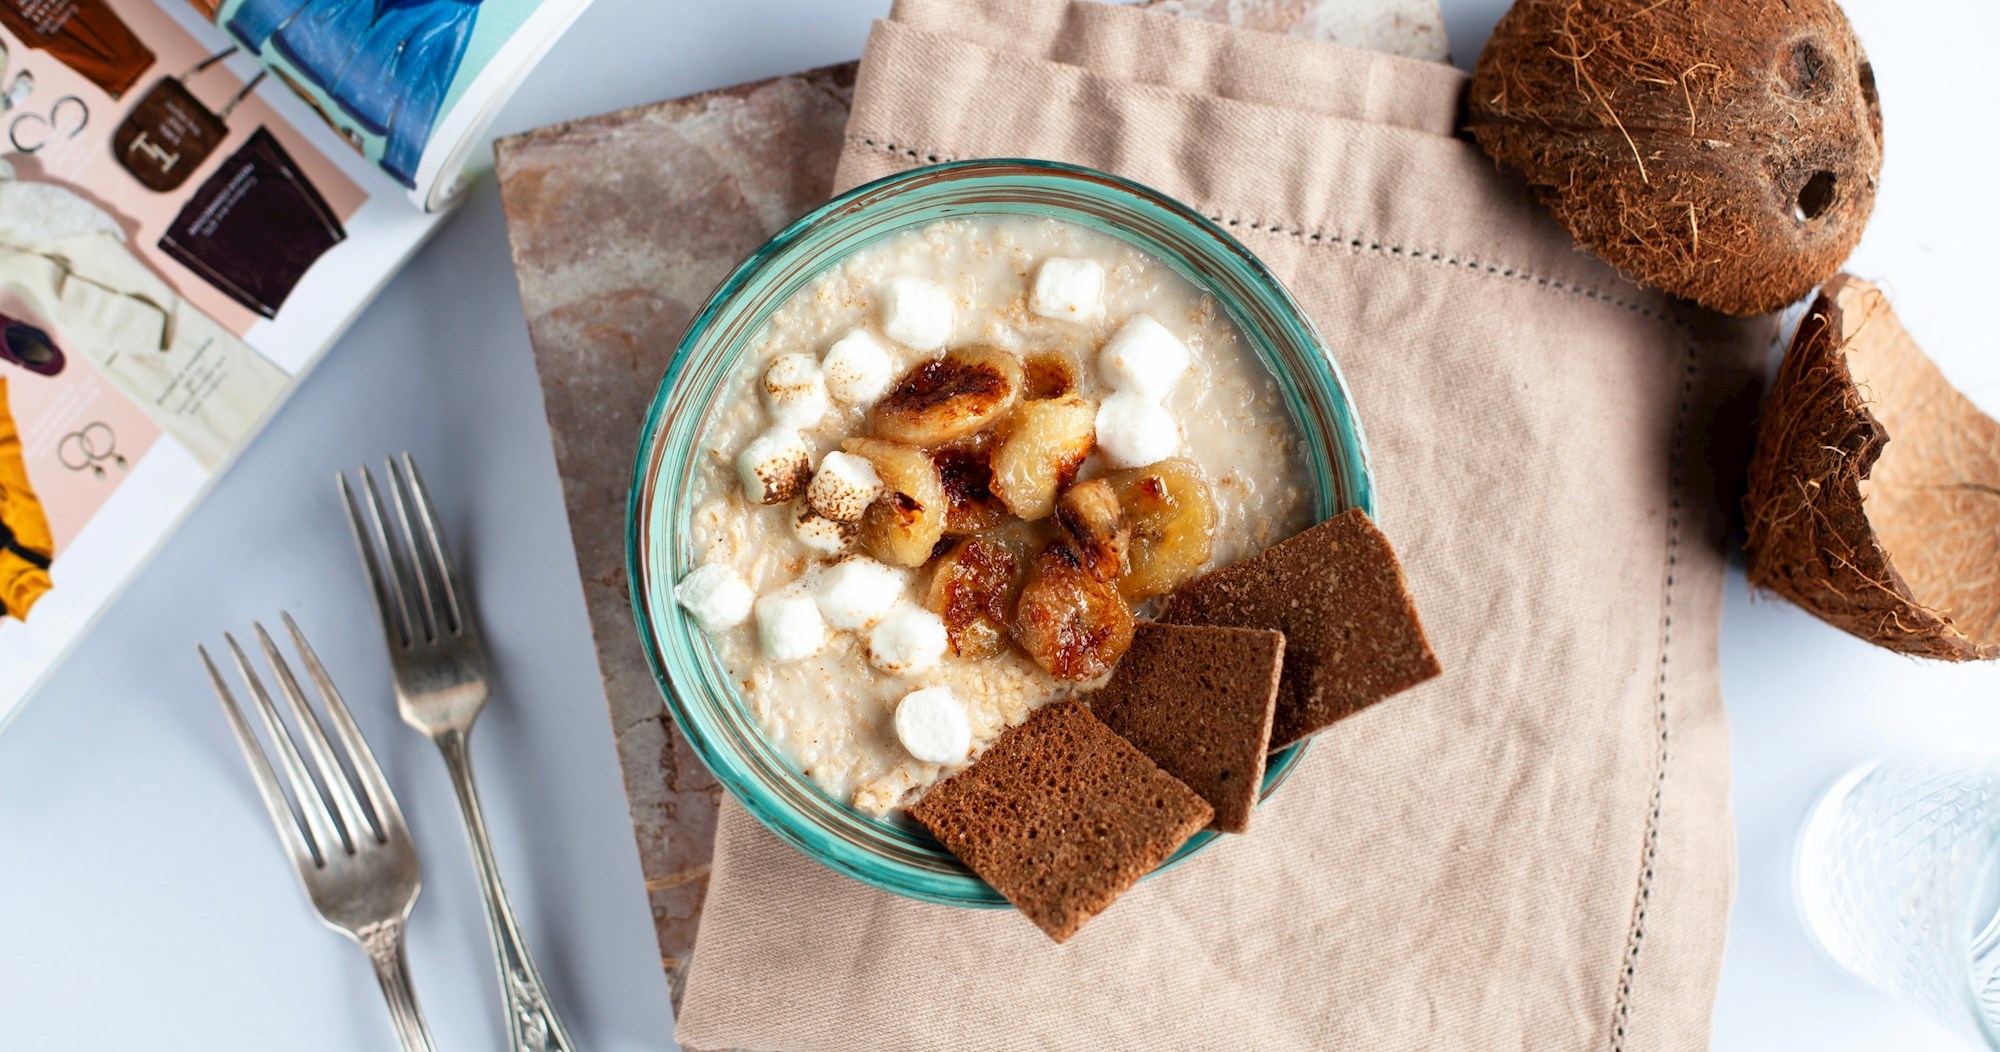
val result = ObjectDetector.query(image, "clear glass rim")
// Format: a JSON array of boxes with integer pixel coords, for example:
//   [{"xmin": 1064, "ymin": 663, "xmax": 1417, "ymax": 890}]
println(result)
[{"xmin": 627, "ymin": 158, "xmax": 1376, "ymax": 906}]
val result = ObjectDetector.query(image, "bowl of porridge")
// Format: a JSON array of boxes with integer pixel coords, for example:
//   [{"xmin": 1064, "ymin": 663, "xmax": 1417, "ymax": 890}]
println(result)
[{"xmin": 630, "ymin": 160, "xmax": 1373, "ymax": 906}]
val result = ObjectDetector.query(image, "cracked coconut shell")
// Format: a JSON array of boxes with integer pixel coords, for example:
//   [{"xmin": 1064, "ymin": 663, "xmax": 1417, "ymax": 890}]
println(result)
[
  {"xmin": 1468, "ymin": 0, "xmax": 1882, "ymax": 317},
  {"xmin": 1744, "ymin": 275, "xmax": 2000, "ymax": 660}
]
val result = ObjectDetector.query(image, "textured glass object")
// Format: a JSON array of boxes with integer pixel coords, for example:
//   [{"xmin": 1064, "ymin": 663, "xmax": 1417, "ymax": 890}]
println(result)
[{"xmin": 1797, "ymin": 758, "xmax": 2000, "ymax": 1047}]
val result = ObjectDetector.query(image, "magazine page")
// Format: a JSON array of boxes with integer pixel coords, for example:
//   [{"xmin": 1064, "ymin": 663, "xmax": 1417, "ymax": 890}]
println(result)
[
  {"xmin": 0, "ymin": 0, "xmax": 585, "ymax": 724},
  {"xmin": 206, "ymin": 0, "xmax": 594, "ymax": 209}
]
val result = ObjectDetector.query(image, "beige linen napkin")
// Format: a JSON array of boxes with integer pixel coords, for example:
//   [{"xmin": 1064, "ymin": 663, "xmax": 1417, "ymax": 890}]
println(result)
[{"xmin": 678, "ymin": 2, "xmax": 1769, "ymax": 1048}]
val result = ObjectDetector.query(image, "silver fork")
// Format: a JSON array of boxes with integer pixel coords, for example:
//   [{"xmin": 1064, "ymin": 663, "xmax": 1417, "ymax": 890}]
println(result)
[
  {"xmin": 340, "ymin": 453, "xmax": 578, "ymax": 1052},
  {"xmin": 200, "ymin": 614, "xmax": 437, "ymax": 1052}
]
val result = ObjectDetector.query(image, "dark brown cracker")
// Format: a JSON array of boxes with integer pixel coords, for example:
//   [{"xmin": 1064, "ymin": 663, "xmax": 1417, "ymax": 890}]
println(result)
[
  {"xmin": 1162, "ymin": 508, "xmax": 1440, "ymax": 749},
  {"xmin": 907, "ymin": 699, "xmax": 1213, "ymax": 943},
  {"xmin": 1088, "ymin": 623, "xmax": 1283, "ymax": 833}
]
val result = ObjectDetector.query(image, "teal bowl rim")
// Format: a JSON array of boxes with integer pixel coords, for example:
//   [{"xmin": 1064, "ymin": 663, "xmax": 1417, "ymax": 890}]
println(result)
[{"xmin": 628, "ymin": 158, "xmax": 1375, "ymax": 907}]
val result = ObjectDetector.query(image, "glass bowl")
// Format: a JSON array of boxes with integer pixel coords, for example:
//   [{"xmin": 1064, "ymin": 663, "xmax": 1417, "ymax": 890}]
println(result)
[{"xmin": 628, "ymin": 159, "xmax": 1374, "ymax": 906}]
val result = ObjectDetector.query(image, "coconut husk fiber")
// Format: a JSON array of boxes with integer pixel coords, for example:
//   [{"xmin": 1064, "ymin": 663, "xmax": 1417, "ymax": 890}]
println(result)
[
  {"xmin": 1744, "ymin": 275, "xmax": 2000, "ymax": 660},
  {"xmin": 1468, "ymin": 0, "xmax": 1882, "ymax": 317}
]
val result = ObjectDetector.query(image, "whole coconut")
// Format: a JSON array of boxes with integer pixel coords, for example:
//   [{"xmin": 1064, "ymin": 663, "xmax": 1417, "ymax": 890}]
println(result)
[{"xmin": 1468, "ymin": 0, "xmax": 1882, "ymax": 316}]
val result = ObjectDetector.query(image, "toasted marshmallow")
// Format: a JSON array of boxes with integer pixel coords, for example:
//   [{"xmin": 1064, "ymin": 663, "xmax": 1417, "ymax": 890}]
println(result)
[
  {"xmin": 1095, "ymin": 391, "xmax": 1183, "ymax": 468},
  {"xmin": 1029, "ymin": 257, "xmax": 1106, "ymax": 322},
  {"xmin": 673, "ymin": 562, "xmax": 754, "ymax": 633},
  {"xmin": 807, "ymin": 451, "xmax": 883, "ymax": 522},
  {"xmin": 867, "ymin": 604, "xmax": 949, "ymax": 675},
  {"xmin": 1098, "ymin": 315, "xmax": 1191, "ymax": 399},
  {"xmin": 822, "ymin": 330, "xmax": 894, "ymax": 405},
  {"xmin": 880, "ymin": 276, "xmax": 953, "ymax": 350},
  {"xmin": 812, "ymin": 556, "xmax": 907, "ymax": 630},
  {"xmin": 894, "ymin": 686, "xmax": 972, "ymax": 764},
  {"xmin": 755, "ymin": 589, "xmax": 825, "ymax": 662},
  {"xmin": 790, "ymin": 501, "xmax": 855, "ymax": 555},
  {"xmin": 736, "ymin": 429, "xmax": 811, "ymax": 504},
  {"xmin": 762, "ymin": 353, "xmax": 829, "ymax": 427}
]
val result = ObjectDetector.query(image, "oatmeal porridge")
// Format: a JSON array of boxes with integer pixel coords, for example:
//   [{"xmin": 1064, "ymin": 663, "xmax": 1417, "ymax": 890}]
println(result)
[{"xmin": 675, "ymin": 215, "xmax": 1310, "ymax": 816}]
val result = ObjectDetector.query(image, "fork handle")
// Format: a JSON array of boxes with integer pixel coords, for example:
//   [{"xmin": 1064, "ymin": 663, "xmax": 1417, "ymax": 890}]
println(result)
[
  {"xmin": 360, "ymin": 920, "xmax": 438, "ymax": 1052},
  {"xmin": 436, "ymin": 728, "xmax": 578, "ymax": 1052}
]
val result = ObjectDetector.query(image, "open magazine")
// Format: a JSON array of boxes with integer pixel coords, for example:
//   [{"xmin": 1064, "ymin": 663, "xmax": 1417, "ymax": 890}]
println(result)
[{"xmin": 0, "ymin": 0, "xmax": 590, "ymax": 725}]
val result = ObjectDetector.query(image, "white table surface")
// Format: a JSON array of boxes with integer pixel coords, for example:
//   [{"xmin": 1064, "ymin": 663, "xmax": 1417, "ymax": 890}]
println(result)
[{"xmin": 3, "ymin": 1, "xmax": 1996, "ymax": 1048}]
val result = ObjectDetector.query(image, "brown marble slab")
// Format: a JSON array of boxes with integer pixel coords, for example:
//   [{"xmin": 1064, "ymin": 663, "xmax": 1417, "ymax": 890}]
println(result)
[
  {"xmin": 496, "ymin": 63, "xmax": 857, "ymax": 1002},
  {"xmin": 493, "ymin": 0, "xmax": 1446, "ymax": 1013}
]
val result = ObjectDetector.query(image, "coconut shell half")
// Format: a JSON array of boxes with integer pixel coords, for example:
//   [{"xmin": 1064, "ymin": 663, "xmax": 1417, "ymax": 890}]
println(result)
[{"xmin": 1744, "ymin": 275, "xmax": 2000, "ymax": 660}]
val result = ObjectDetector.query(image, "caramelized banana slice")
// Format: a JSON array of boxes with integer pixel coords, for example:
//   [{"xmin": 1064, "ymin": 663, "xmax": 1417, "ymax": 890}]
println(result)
[
  {"xmin": 1104, "ymin": 457, "xmax": 1216, "ymax": 599},
  {"xmin": 1054, "ymin": 479, "xmax": 1130, "ymax": 582},
  {"xmin": 990, "ymin": 394, "xmax": 1095, "ymax": 521},
  {"xmin": 978, "ymin": 517, "xmax": 1044, "ymax": 567},
  {"xmin": 1013, "ymin": 541, "xmax": 1136, "ymax": 680},
  {"xmin": 932, "ymin": 446, "xmax": 1009, "ymax": 536},
  {"xmin": 1022, "ymin": 349, "xmax": 1080, "ymax": 400},
  {"xmin": 844, "ymin": 437, "xmax": 947, "ymax": 567},
  {"xmin": 925, "ymin": 537, "xmax": 1022, "ymax": 658},
  {"xmin": 872, "ymin": 345, "xmax": 1022, "ymax": 446}
]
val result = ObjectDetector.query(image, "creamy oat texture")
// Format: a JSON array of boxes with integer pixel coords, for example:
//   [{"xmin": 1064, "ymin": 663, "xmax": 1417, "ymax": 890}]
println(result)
[{"xmin": 690, "ymin": 215, "xmax": 1309, "ymax": 815}]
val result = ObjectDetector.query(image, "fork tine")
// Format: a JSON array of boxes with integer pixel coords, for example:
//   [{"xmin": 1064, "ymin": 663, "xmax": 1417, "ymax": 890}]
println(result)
[
  {"xmin": 255, "ymin": 620, "xmax": 375, "ymax": 845},
  {"xmin": 201, "ymin": 645, "xmax": 314, "ymax": 871},
  {"xmin": 396, "ymin": 453, "xmax": 466, "ymax": 637},
  {"xmin": 226, "ymin": 631, "xmax": 345, "ymax": 862},
  {"xmin": 341, "ymin": 471, "xmax": 411, "ymax": 651},
  {"xmin": 360, "ymin": 465, "xmax": 428, "ymax": 647},
  {"xmin": 384, "ymin": 457, "xmax": 444, "ymax": 642},
  {"xmin": 283, "ymin": 611, "xmax": 405, "ymax": 838}
]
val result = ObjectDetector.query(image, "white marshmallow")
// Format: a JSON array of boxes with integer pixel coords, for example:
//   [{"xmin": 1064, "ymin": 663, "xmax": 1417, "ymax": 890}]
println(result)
[
  {"xmin": 807, "ymin": 451, "xmax": 883, "ymax": 522},
  {"xmin": 879, "ymin": 276, "xmax": 953, "ymax": 350},
  {"xmin": 894, "ymin": 686, "xmax": 972, "ymax": 764},
  {"xmin": 812, "ymin": 556, "xmax": 907, "ymax": 630},
  {"xmin": 754, "ymin": 589, "xmax": 825, "ymax": 662},
  {"xmin": 1095, "ymin": 391, "xmax": 1183, "ymax": 468},
  {"xmin": 1098, "ymin": 315, "xmax": 1192, "ymax": 399},
  {"xmin": 822, "ymin": 330, "xmax": 895, "ymax": 405},
  {"xmin": 673, "ymin": 563, "xmax": 754, "ymax": 633},
  {"xmin": 1029, "ymin": 257, "xmax": 1106, "ymax": 322},
  {"xmin": 790, "ymin": 501, "xmax": 854, "ymax": 555},
  {"xmin": 736, "ymin": 429, "xmax": 811, "ymax": 504},
  {"xmin": 762, "ymin": 353, "xmax": 829, "ymax": 427},
  {"xmin": 867, "ymin": 604, "xmax": 949, "ymax": 675}
]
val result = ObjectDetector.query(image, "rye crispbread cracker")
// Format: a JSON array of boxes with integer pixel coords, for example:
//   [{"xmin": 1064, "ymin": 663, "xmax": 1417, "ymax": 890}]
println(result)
[
  {"xmin": 1162, "ymin": 508, "xmax": 1439, "ymax": 749},
  {"xmin": 1088, "ymin": 623, "xmax": 1284, "ymax": 833},
  {"xmin": 907, "ymin": 699, "xmax": 1213, "ymax": 942}
]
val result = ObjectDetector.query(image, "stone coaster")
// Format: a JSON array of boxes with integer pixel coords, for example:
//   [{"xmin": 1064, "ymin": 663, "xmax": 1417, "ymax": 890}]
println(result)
[{"xmin": 494, "ymin": 0, "xmax": 1446, "ymax": 1008}]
